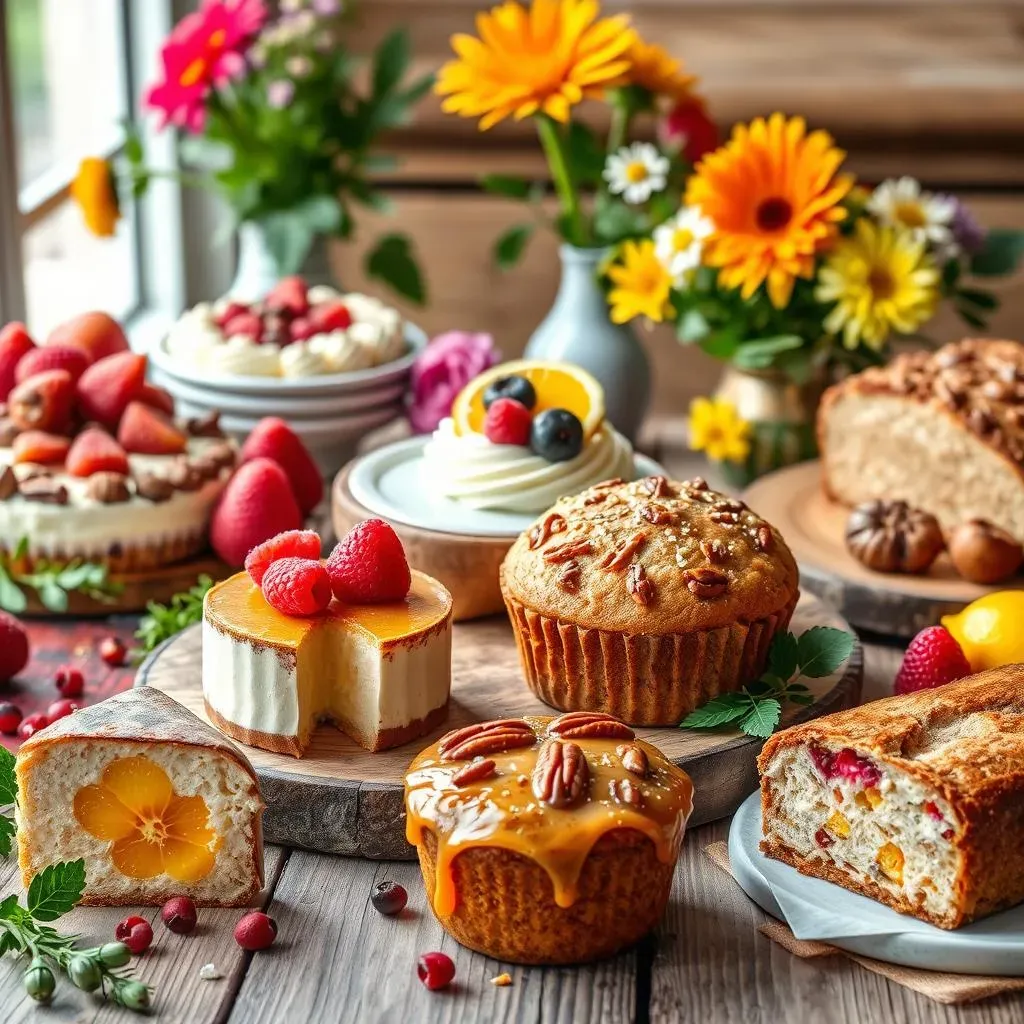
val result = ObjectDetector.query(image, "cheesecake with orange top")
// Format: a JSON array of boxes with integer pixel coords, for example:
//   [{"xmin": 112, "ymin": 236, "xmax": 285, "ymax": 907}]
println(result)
[{"xmin": 202, "ymin": 523, "xmax": 453, "ymax": 756}]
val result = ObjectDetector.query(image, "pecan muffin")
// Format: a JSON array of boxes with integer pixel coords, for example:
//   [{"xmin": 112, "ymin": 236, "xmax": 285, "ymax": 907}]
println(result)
[
  {"xmin": 404, "ymin": 713, "xmax": 693, "ymax": 964},
  {"xmin": 499, "ymin": 475, "xmax": 800, "ymax": 725}
]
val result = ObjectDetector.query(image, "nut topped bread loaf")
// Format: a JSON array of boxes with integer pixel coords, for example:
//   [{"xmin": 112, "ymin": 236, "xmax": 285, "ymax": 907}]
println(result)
[
  {"xmin": 500, "ymin": 475, "xmax": 799, "ymax": 725},
  {"xmin": 819, "ymin": 338, "xmax": 1024, "ymax": 540},
  {"xmin": 759, "ymin": 668, "xmax": 1024, "ymax": 929}
]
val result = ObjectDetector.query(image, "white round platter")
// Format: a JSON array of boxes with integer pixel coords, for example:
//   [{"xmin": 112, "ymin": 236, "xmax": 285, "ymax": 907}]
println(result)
[
  {"xmin": 217, "ymin": 403, "xmax": 402, "ymax": 441},
  {"xmin": 347, "ymin": 435, "xmax": 665, "ymax": 538},
  {"xmin": 728, "ymin": 792, "xmax": 1024, "ymax": 976}
]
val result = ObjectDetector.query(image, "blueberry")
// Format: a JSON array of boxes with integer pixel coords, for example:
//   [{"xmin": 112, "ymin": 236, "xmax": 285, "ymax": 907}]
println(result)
[
  {"xmin": 530, "ymin": 408, "xmax": 584, "ymax": 462},
  {"xmin": 483, "ymin": 375, "xmax": 536, "ymax": 411},
  {"xmin": 371, "ymin": 879, "xmax": 408, "ymax": 916}
]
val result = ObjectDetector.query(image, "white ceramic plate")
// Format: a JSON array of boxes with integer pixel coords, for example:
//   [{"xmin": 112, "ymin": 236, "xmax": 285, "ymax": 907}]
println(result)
[
  {"xmin": 149, "ymin": 322, "xmax": 427, "ymax": 396},
  {"xmin": 347, "ymin": 435, "xmax": 665, "ymax": 538},
  {"xmin": 728, "ymin": 792, "xmax": 1024, "ymax": 976}
]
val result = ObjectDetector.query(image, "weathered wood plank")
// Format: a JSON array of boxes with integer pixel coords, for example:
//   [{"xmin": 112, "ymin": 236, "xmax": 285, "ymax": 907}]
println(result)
[{"xmin": 228, "ymin": 855, "xmax": 638, "ymax": 1024}]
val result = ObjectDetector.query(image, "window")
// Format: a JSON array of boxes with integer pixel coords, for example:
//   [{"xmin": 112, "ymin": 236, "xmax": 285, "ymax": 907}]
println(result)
[{"xmin": 0, "ymin": 0, "xmax": 182, "ymax": 339}]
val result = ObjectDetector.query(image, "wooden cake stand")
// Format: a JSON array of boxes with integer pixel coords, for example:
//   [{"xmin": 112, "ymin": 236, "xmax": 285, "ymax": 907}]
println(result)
[
  {"xmin": 744, "ymin": 461, "xmax": 1024, "ymax": 638},
  {"xmin": 137, "ymin": 592, "xmax": 862, "ymax": 859}
]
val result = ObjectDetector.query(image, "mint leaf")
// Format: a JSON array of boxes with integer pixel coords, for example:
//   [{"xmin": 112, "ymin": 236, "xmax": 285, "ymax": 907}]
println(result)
[
  {"xmin": 796, "ymin": 626, "xmax": 855, "ymax": 678},
  {"xmin": 680, "ymin": 694, "xmax": 750, "ymax": 729},
  {"xmin": 0, "ymin": 816, "xmax": 14, "ymax": 858},
  {"xmin": 767, "ymin": 631, "xmax": 799, "ymax": 682},
  {"xmin": 0, "ymin": 569, "xmax": 26, "ymax": 614},
  {"xmin": 739, "ymin": 698, "xmax": 782, "ymax": 738},
  {"xmin": 0, "ymin": 746, "xmax": 15, "ymax": 805},
  {"xmin": 27, "ymin": 860, "xmax": 86, "ymax": 921}
]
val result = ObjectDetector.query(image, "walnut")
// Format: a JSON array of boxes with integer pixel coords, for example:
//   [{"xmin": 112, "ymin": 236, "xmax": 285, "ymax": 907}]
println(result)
[
  {"xmin": 947, "ymin": 519, "xmax": 1024, "ymax": 584},
  {"xmin": 845, "ymin": 501, "xmax": 944, "ymax": 574},
  {"xmin": 86, "ymin": 472, "xmax": 131, "ymax": 504},
  {"xmin": 134, "ymin": 473, "xmax": 174, "ymax": 503}
]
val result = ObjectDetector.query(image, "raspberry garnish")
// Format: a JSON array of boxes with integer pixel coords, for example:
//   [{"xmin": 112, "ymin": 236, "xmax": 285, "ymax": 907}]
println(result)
[
  {"xmin": 483, "ymin": 397, "xmax": 532, "ymax": 446},
  {"xmin": 326, "ymin": 519, "xmax": 411, "ymax": 604},
  {"xmin": 261, "ymin": 557, "xmax": 332, "ymax": 616},
  {"xmin": 894, "ymin": 626, "xmax": 972, "ymax": 695},
  {"xmin": 245, "ymin": 529, "xmax": 322, "ymax": 586}
]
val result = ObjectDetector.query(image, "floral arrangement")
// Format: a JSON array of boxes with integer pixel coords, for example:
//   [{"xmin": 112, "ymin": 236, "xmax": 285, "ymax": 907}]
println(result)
[
  {"xmin": 72, "ymin": 0, "xmax": 432, "ymax": 302},
  {"xmin": 407, "ymin": 331, "xmax": 501, "ymax": 433},
  {"xmin": 434, "ymin": 0, "xmax": 717, "ymax": 267}
]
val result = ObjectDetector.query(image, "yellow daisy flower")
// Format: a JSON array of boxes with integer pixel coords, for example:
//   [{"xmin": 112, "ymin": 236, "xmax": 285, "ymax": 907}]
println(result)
[
  {"xmin": 435, "ymin": 0, "xmax": 635, "ymax": 130},
  {"xmin": 607, "ymin": 239, "xmax": 673, "ymax": 324},
  {"xmin": 623, "ymin": 38, "xmax": 697, "ymax": 100},
  {"xmin": 685, "ymin": 113, "xmax": 853, "ymax": 309},
  {"xmin": 70, "ymin": 157, "xmax": 121, "ymax": 237},
  {"xmin": 687, "ymin": 397, "xmax": 751, "ymax": 463},
  {"xmin": 816, "ymin": 219, "xmax": 941, "ymax": 350}
]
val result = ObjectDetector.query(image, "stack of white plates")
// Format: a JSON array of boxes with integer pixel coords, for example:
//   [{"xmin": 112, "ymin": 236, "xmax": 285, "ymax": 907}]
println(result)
[{"xmin": 149, "ymin": 324, "xmax": 427, "ymax": 476}]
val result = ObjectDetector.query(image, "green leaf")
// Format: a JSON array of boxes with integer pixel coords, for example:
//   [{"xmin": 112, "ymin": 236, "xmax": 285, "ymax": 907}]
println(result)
[
  {"xmin": 565, "ymin": 120, "xmax": 606, "ymax": 185},
  {"xmin": 365, "ymin": 233, "xmax": 426, "ymax": 304},
  {"xmin": 740, "ymin": 698, "xmax": 783, "ymax": 738},
  {"xmin": 766, "ymin": 631, "xmax": 799, "ymax": 682},
  {"xmin": 13, "ymin": 536, "xmax": 28, "ymax": 559},
  {"xmin": 0, "ymin": 745, "xmax": 15, "ymax": 805},
  {"xmin": 494, "ymin": 224, "xmax": 533, "ymax": 269},
  {"xmin": 27, "ymin": 860, "xmax": 86, "ymax": 921},
  {"xmin": 37, "ymin": 580, "xmax": 68, "ymax": 614},
  {"xmin": 480, "ymin": 174, "xmax": 534, "ymax": 200},
  {"xmin": 0, "ymin": 816, "xmax": 14, "ymax": 858},
  {"xmin": 970, "ymin": 229, "xmax": 1024, "ymax": 277},
  {"xmin": 956, "ymin": 287, "xmax": 999, "ymax": 311},
  {"xmin": 941, "ymin": 257, "xmax": 962, "ymax": 291},
  {"xmin": 0, "ymin": 570, "xmax": 26, "ymax": 614},
  {"xmin": 677, "ymin": 308, "xmax": 710, "ymax": 344},
  {"xmin": 956, "ymin": 305, "xmax": 988, "ymax": 330},
  {"xmin": 55, "ymin": 563, "xmax": 94, "ymax": 590},
  {"xmin": 372, "ymin": 28, "xmax": 410, "ymax": 99},
  {"xmin": 788, "ymin": 693, "xmax": 815, "ymax": 706},
  {"xmin": 0, "ymin": 893, "xmax": 20, "ymax": 919},
  {"xmin": 178, "ymin": 135, "xmax": 233, "ymax": 172},
  {"xmin": 796, "ymin": 626, "xmax": 856, "ymax": 678},
  {"xmin": 699, "ymin": 329, "xmax": 742, "ymax": 362},
  {"xmin": 679, "ymin": 694, "xmax": 750, "ymax": 730},
  {"xmin": 732, "ymin": 335, "xmax": 804, "ymax": 370}
]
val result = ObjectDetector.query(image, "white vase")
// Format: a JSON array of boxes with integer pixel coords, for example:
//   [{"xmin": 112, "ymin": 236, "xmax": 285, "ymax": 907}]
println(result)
[{"xmin": 228, "ymin": 222, "xmax": 336, "ymax": 302}]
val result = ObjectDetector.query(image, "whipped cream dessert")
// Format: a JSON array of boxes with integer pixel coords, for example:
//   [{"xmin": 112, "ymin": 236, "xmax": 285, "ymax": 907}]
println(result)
[
  {"xmin": 422, "ymin": 417, "xmax": 634, "ymax": 514},
  {"xmin": 165, "ymin": 283, "xmax": 405, "ymax": 379}
]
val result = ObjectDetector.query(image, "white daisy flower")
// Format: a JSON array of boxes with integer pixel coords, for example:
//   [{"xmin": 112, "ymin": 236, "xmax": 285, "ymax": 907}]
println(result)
[
  {"xmin": 653, "ymin": 206, "xmax": 715, "ymax": 287},
  {"xmin": 867, "ymin": 177, "xmax": 957, "ymax": 251},
  {"xmin": 603, "ymin": 143, "xmax": 670, "ymax": 205}
]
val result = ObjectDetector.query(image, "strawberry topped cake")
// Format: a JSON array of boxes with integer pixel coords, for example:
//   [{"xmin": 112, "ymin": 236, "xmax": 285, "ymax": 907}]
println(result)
[
  {"xmin": 0, "ymin": 314, "xmax": 234, "ymax": 571},
  {"xmin": 164, "ymin": 276, "xmax": 405, "ymax": 378}
]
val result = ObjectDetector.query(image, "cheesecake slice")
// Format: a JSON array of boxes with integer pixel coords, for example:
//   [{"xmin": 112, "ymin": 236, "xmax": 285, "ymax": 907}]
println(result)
[
  {"xmin": 203, "ymin": 569, "xmax": 453, "ymax": 756},
  {"xmin": 16, "ymin": 686, "xmax": 264, "ymax": 907}
]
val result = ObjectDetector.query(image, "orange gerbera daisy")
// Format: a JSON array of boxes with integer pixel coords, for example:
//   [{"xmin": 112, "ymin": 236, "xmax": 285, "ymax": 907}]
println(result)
[
  {"xmin": 624, "ymin": 38, "xmax": 696, "ymax": 101},
  {"xmin": 70, "ymin": 157, "xmax": 121, "ymax": 238},
  {"xmin": 435, "ymin": 0, "xmax": 635, "ymax": 130},
  {"xmin": 685, "ymin": 113, "xmax": 853, "ymax": 308}
]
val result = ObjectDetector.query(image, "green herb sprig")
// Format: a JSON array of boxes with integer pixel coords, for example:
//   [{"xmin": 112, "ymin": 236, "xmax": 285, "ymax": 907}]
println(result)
[
  {"xmin": 0, "ymin": 747, "xmax": 15, "ymax": 859},
  {"xmin": 681, "ymin": 626, "xmax": 855, "ymax": 739},
  {"xmin": 136, "ymin": 575, "xmax": 213, "ymax": 653},
  {"xmin": 0, "ymin": 537, "xmax": 123, "ymax": 614}
]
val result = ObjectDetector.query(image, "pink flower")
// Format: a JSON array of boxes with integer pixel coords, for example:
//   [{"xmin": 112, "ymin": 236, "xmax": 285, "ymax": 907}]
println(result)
[
  {"xmin": 659, "ymin": 98, "xmax": 719, "ymax": 165},
  {"xmin": 408, "ymin": 331, "xmax": 501, "ymax": 434},
  {"xmin": 145, "ymin": 0, "xmax": 268, "ymax": 133}
]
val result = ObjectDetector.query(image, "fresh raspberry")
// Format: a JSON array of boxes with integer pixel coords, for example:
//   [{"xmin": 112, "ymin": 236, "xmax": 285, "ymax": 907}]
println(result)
[
  {"xmin": 8, "ymin": 369, "xmax": 74, "ymax": 433},
  {"xmin": 0, "ymin": 322, "xmax": 35, "ymax": 401},
  {"xmin": 0, "ymin": 702, "xmax": 22, "ymax": 734},
  {"xmin": 222, "ymin": 312, "xmax": 263, "ymax": 342},
  {"xmin": 261, "ymin": 557, "xmax": 331, "ymax": 616},
  {"xmin": 0, "ymin": 611, "xmax": 29, "ymax": 681},
  {"xmin": 266, "ymin": 276, "xmax": 309, "ymax": 317},
  {"xmin": 138, "ymin": 383, "xmax": 175, "ymax": 417},
  {"xmin": 239, "ymin": 417, "xmax": 323, "ymax": 514},
  {"xmin": 483, "ymin": 398, "xmax": 532, "ymax": 446},
  {"xmin": 244, "ymin": 529, "xmax": 322, "ymax": 586},
  {"xmin": 76, "ymin": 352, "xmax": 147, "ymax": 429},
  {"xmin": 288, "ymin": 317, "xmax": 315, "ymax": 342},
  {"xmin": 54, "ymin": 665, "xmax": 84, "ymax": 696},
  {"xmin": 210, "ymin": 457, "xmax": 303, "ymax": 567},
  {"xmin": 117, "ymin": 401, "xmax": 187, "ymax": 456},
  {"xmin": 326, "ymin": 519, "xmax": 411, "ymax": 604},
  {"xmin": 214, "ymin": 301, "xmax": 249, "ymax": 329},
  {"xmin": 894, "ymin": 626, "xmax": 972, "ymax": 695},
  {"xmin": 15, "ymin": 345, "xmax": 88, "ymax": 385},
  {"xmin": 310, "ymin": 301, "xmax": 351, "ymax": 334},
  {"xmin": 13, "ymin": 430, "xmax": 70, "ymax": 466},
  {"xmin": 66, "ymin": 427, "xmax": 130, "ymax": 477}
]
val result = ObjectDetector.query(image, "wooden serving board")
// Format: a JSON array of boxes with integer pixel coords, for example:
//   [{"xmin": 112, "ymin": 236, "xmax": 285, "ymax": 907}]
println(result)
[
  {"xmin": 137, "ymin": 592, "xmax": 862, "ymax": 859},
  {"xmin": 744, "ymin": 462, "xmax": 1024, "ymax": 638}
]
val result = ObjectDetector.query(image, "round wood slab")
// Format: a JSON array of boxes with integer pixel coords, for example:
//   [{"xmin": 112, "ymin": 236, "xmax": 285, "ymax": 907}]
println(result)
[
  {"xmin": 137, "ymin": 592, "xmax": 862, "ymax": 859},
  {"xmin": 744, "ymin": 461, "xmax": 1024, "ymax": 638}
]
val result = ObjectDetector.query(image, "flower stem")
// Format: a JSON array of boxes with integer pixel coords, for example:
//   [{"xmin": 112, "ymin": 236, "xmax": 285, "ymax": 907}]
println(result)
[
  {"xmin": 535, "ymin": 116, "xmax": 588, "ymax": 247},
  {"xmin": 607, "ymin": 101, "xmax": 630, "ymax": 158}
]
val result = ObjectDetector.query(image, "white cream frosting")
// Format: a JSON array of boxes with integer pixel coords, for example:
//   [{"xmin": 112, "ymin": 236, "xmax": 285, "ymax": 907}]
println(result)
[
  {"xmin": 421, "ymin": 417, "xmax": 635, "ymax": 514},
  {"xmin": 208, "ymin": 337, "xmax": 281, "ymax": 377},
  {"xmin": 279, "ymin": 341, "xmax": 329, "ymax": 379}
]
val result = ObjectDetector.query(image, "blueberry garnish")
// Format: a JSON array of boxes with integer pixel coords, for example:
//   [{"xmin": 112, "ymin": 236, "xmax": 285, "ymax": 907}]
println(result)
[
  {"xmin": 483, "ymin": 374, "xmax": 537, "ymax": 411},
  {"xmin": 530, "ymin": 408, "xmax": 584, "ymax": 462}
]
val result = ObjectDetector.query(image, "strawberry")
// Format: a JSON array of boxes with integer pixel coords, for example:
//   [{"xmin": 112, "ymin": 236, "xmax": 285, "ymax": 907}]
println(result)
[
  {"xmin": 46, "ymin": 312, "xmax": 127, "ymax": 363},
  {"xmin": 0, "ymin": 611, "xmax": 29, "ymax": 681},
  {"xmin": 66, "ymin": 427, "xmax": 130, "ymax": 477},
  {"xmin": 222, "ymin": 312, "xmax": 263, "ymax": 342},
  {"xmin": 326, "ymin": 518, "xmax": 411, "ymax": 604},
  {"xmin": 310, "ymin": 301, "xmax": 351, "ymax": 334},
  {"xmin": 261, "ymin": 557, "xmax": 332, "ymax": 616},
  {"xmin": 239, "ymin": 417, "xmax": 322, "ymax": 514},
  {"xmin": 13, "ymin": 430, "xmax": 70, "ymax": 465},
  {"xmin": 210, "ymin": 458, "xmax": 303, "ymax": 567},
  {"xmin": 266, "ymin": 276, "xmax": 309, "ymax": 317},
  {"xmin": 483, "ymin": 398, "xmax": 532, "ymax": 446},
  {"xmin": 76, "ymin": 352, "xmax": 147, "ymax": 428},
  {"xmin": 15, "ymin": 345, "xmax": 88, "ymax": 385},
  {"xmin": 8, "ymin": 369, "xmax": 74, "ymax": 433},
  {"xmin": 289, "ymin": 317, "xmax": 315, "ymax": 342},
  {"xmin": 0, "ymin": 323, "xmax": 35, "ymax": 401},
  {"xmin": 245, "ymin": 529, "xmax": 322, "ymax": 586},
  {"xmin": 138, "ymin": 383, "xmax": 175, "ymax": 417},
  {"xmin": 214, "ymin": 301, "xmax": 249, "ymax": 329},
  {"xmin": 894, "ymin": 626, "xmax": 972, "ymax": 695},
  {"xmin": 117, "ymin": 401, "xmax": 187, "ymax": 456}
]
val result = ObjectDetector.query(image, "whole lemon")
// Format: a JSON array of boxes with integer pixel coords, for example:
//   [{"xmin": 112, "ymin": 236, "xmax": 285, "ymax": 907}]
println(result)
[{"xmin": 941, "ymin": 591, "xmax": 1024, "ymax": 672}]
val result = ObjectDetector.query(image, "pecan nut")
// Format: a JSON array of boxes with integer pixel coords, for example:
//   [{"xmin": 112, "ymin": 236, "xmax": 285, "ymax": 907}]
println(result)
[
  {"xmin": 532, "ymin": 739, "xmax": 589, "ymax": 808},
  {"xmin": 451, "ymin": 758, "xmax": 497, "ymax": 787},
  {"xmin": 548, "ymin": 712, "xmax": 635, "ymax": 741},
  {"xmin": 557, "ymin": 560, "xmax": 582, "ymax": 593},
  {"xmin": 753, "ymin": 525, "xmax": 773, "ymax": 552},
  {"xmin": 528, "ymin": 512, "xmax": 567, "ymax": 550},
  {"xmin": 845, "ymin": 500, "xmax": 944, "ymax": 575},
  {"xmin": 640, "ymin": 475, "xmax": 671, "ymax": 498},
  {"xmin": 638, "ymin": 502, "xmax": 673, "ymax": 525},
  {"xmin": 616, "ymin": 742, "xmax": 649, "ymax": 778},
  {"xmin": 0, "ymin": 465, "xmax": 16, "ymax": 501},
  {"xmin": 86, "ymin": 472, "xmax": 131, "ymax": 504},
  {"xmin": 608, "ymin": 778, "xmax": 643, "ymax": 807},
  {"xmin": 684, "ymin": 476, "xmax": 708, "ymax": 492},
  {"xmin": 542, "ymin": 537, "xmax": 593, "ymax": 564},
  {"xmin": 709, "ymin": 510, "xmax": 740, "ymax": 524},
  {"xmin": 134, "ymin": 473, "xmax": 174, "ymax": 503},
  {"xmin": 700, "ymin": 538, "xmax": 728, "ymax": 564},
  {"xmin": 438, "ymin": 719, "xmax": 537, "ymax": 761},
  {"xmin": 599, "ymin": 530, "xmax": 647, "ymax": 571},
  {"xmin": 626, "ymin": 562, "xmax": 654, "ymax": 606},
  {"xmin": 684, "ymin": 567, "xmax": 728, "ymax": 599}
]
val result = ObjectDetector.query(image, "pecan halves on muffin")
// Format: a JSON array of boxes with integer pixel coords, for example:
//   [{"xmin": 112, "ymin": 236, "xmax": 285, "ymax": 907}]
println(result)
[
  {"xmin": 600, "ymin": 531, "xmax": 648, "ymax": 571},
  {"xmin": 608, "ymin": 777, "xmax": 644, "ymax": 807},
  {"xmin": 451, "ymin": 759, "xmax": 497, "ymax": 787},
  {"xmin": 542, "ymin": 537, "xmax": 593, "ymax": 564},
  {"xmin": 548, "ymin": 712, "xmax": 635, "ymax": 741},
  {"xmin": 627, "ymin": 563, "xmax": 654, "ymax": 606},
  {"xmin": 845, "ymin": 500, "xmax": 944, "ymax": 574},
  {"xmin": 617, "ymin": 743, "xmax": 649, "ymax": 778},
  {"xmin": 438, "ymin": 720, "xmax": 537, "ymax": 761},
  {"xmin": 684, "ymin": 567, "xmax": 728, "ymax": 599},
  {"xmin": 641, "ymin": 475, "xmax": 672, "ymax": 498},
  {"xmin": 528, "ymin": 513, "xmax": 567, "ymax": 550},
  {"xmin": 532, "ymin": 739, "xmax": 589, "ymax": 808}
]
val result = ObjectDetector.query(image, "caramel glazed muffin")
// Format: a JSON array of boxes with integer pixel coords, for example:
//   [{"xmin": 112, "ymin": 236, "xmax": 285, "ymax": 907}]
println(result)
[
  {"xmin": 405, "ymin": 713, "xmax": 694, "ymax": 964},
  {"xmin": 500, "ymin": 476, "xmax": 800, "ymax": 725}
]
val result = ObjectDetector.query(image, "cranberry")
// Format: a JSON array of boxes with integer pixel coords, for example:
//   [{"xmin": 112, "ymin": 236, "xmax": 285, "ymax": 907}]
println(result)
[
  {"xmin": 942, "ymin": 828, "xmax": 955, "ymax": 841},
  {"xmin": 17, "ymin": 713, "xmax": 49, "ymax": 740},
  {"xmin": 0, "ymin": 702, "xmax": 22, "ymax": 734},
  {"xmin": 809, "ymin": 745, "xmax": 836, "ymax": 780},
  {"xmin": 161, "ymin": 896, "xmax": 198, "ymax": 935},
  {"xmin": 234, "ymin": 911, "xmax": 277, "ymax": 951},
  {"xmin": 54, "ymin": 665, "xmax": 84, "ymax": 697},
  {"xmin": 814, "ymin": 828, "xmax": 835, "ymax": 849},
  {"xmin": 370, "ymin": 880, "xmax": 408, "ymax": 916},
  {"xmin": 98, "ymin": 636, "xmax": 127, "ymax": 667},
  {"xmin": 115, "ymin": 917, "xmax": 153, "ymax": 955},
  {"xmin": 417, "ymin": 951, "xmax": 455, "ymax": 991},
  {"xmin": 923, "ymin": 801, "xmax": 944, "ymax": 822},
  {"xmin": 46, "ymin": 698, "xmax": 80, "ymax": 722}
]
